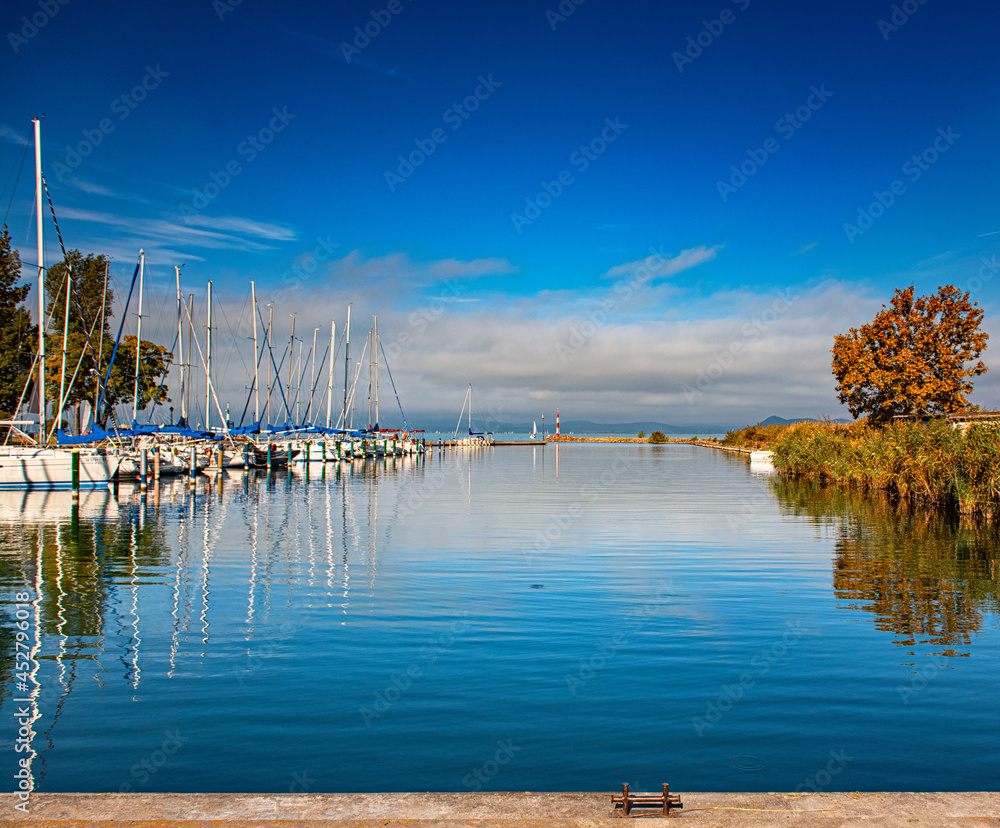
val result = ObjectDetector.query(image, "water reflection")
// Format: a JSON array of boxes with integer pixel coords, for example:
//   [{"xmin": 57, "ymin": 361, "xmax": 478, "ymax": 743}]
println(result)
[
  {"xmin": 0, "ymin": 455, "xmax": 419, "ymax": 791},
  {"xmin": 771, "ymin": 477, "xmax": 1000, "ymax": 657}
]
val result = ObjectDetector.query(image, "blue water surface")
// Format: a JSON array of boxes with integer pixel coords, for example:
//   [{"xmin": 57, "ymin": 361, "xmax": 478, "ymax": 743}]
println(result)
[{"xmin": 1, "ymin": 443, "xmax": 997, "ymax": 792}]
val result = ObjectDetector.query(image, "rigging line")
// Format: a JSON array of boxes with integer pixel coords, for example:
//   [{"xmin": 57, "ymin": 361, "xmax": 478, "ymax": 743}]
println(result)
[
  {"xmin": 46, "ymin": 310, "xmax": 106, "ymax": 442},
  {"xmin": 96, "ymin": 258, "xmax": 141, "ymax": 422},
  {"xmin": 292, "ymin": 340, "xmax": 316, "ymax": 422},
  {"xmin": 41, "ymin": 177, "xmax": 113, "ymax": 409},
  {"xmin": 253, "ymin": 302, "xmax": 293, "ymax": 424},
  {"xmin": 1, "ymin": 134, "xmax": 31, "ymax": 228},
  {"xmin": 303, "ymin": 343, "xmax": 330, "ymax": 424},
  {"xmin": 214, "ymin": 293, "xmax": 250, "ymax": 380},
  {"xmin": 237, "ymin": 316, "xmax": 270, "ymax": 427},
  {"xmin": 41, "ymin": 175, "xmax": 69, "ymax": 261},
  {"xmin": 378, "ymin": 340, "xmax": 410, "ymax": 432},
  {"xmin": 141, "ymin": 328, "xmax": 180, "ymax": 425}
]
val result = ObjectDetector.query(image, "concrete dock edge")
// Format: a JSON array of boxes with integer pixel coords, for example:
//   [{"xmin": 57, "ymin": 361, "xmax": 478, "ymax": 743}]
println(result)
[{"xmin": 3, "ymin": 792, "xmax": 999, "ymax": 827}]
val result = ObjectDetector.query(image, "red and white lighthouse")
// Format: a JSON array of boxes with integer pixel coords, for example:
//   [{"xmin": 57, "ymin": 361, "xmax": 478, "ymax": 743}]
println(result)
[{"xmin": 556, "ymin": 408, "xmax": 560, "ymax": 437}]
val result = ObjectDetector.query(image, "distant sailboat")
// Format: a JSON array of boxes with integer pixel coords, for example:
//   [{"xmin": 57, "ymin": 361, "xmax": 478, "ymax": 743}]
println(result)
[{"xmin": 530, "ymin": 420, "xmax": 538, "ymax": 440}]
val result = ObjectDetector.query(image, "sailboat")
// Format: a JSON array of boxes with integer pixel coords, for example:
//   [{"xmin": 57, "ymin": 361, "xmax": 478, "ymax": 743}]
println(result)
[
  {"xmin": 0, "ymin": 119, "xmax": 120, "ymax": 489},
  {"xmin": 530, "ymin": 420, "xmax": 538, "ymax": 440}
]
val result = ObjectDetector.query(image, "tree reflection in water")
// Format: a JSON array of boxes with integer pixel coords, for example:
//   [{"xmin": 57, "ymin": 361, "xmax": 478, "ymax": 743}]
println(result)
[{"xmin": 771, "ymin": 478, "xmax": 1000, "ymax": 658}]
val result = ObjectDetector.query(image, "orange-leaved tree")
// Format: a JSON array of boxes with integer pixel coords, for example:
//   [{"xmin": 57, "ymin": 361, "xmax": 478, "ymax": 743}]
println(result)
[{"xmin": 831, "ymin": 285, "xmax": 988, "ymax": 425}]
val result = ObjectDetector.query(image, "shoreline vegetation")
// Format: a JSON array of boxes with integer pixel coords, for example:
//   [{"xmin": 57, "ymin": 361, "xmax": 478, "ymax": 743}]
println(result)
[{"xmin": 721, "ymin": 419, "xmax": 1000, "ymax": 517}]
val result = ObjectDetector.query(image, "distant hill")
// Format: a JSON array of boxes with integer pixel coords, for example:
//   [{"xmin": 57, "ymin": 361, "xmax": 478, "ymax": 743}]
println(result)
[
  {"xmin": 759, "ymin": 415, "xmax": 851, "ymax": 426},
  {"xmin": 760, "ymin": 415, "xmax": 814, "ymax": 426}
]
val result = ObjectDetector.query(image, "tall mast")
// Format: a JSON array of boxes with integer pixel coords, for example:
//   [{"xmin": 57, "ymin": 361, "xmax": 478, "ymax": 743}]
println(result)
[
  {"xmin": 325, "ymin": 320, "xmax": 335, "ymax": 430},
  {"xmin": 33, "ymin": 118, "xmax": 45, "ymax": 442},
  {"xmin": 93, "ymin": 262, "xmax": 108, "ymax": 419},
  {"xmin": 373, "ymin": 315, "xmax": 379, "ymax": 431},
  {"xmin": 295, "ymin": 336, "xmax": 303, "ymax": 423},
  {"xmin": 251, "ymin": 281, "xmax": 259, "ymax": 424},
  {"xmin": 186, "ymin": 294, "xmax": 194, "ymax": 425},
  {"xmin": 205, "ymin": 280, "xmax": 212, "ymax": 430},
  {"xmin": 265, "ymin": 304, "xmax": 273, "ymax": 425},
  {"xmin": 54, "ymin": 256, "xmax": 71, "ymax": 438},
  {"xmin": 308, "ymin": 326, "xmax": 318, "ymax": 424},
  {"xmin": 175, "ymin": 266, "xmax": 185, "ymax": 425},
  {"xmin": 286, "ymin": 314, "xmax": 295, "ymax": 426},
  {"xmin": 366, "ymin": 329, "xmax": 372, "ymax": 430},
  {"xmin": 343, "ymin": 305, "xmax": 351, "ymax": 428},
  {"xmin": 131, "ymin": 250, "xmax": 145, "ymax": 425}
]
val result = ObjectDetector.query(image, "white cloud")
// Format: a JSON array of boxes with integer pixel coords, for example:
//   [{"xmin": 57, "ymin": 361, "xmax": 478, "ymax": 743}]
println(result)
[
  {"xmin": 179, "ymin": 214, "xmax": 297, "ymax": 241},
  {"xmin": 601, "ymin": 244, "xmax": 721, "ymax": 281},
  {"xmin": 151, "ymin": 273, "xmax": 868, "ymax": 429},
  {"xmin": 427, "ymin": 257, "xmax": 519, "ymax": 279},
  {"xmin": 0, "ymin": 124, "xmax": 29, "ymax": 146},
  {"xmin": 105, "ymin": 248, "xmax": 999, "ymax": 431},
  {"xmin": 54, "ymin": 206, "xmax": 291, "ymax": 261}
]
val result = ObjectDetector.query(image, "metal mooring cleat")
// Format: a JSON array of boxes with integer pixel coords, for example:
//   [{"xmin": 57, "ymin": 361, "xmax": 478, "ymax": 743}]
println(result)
[{"xmin": 612, "ymin": 782, "xmax": 683, "ymax": 817}]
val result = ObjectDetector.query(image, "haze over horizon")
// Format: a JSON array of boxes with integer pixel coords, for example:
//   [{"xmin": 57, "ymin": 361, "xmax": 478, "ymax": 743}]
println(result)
[{"xmin": 2, "ymin": 0, "xmax": 998, "ymax": 430}]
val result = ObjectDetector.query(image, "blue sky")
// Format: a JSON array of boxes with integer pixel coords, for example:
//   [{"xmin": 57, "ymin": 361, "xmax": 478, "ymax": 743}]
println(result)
[{"xmin": 2, "ymin": 0, "xmax": 998, "ymax": 428}]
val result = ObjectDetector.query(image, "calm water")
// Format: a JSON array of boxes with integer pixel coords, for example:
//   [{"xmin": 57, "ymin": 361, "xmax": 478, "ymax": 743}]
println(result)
[{"xmin": 1, "ymin": 444, "xmax": 998, "ymax": 793}]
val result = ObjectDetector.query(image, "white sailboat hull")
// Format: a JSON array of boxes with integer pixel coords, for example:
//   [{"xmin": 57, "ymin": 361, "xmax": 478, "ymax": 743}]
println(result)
[{"xmin": 0, "ymin": 447, "xmax": 119, "ymax": 490}]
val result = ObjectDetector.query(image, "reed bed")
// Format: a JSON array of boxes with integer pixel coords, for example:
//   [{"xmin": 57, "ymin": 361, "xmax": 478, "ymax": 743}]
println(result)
[{"xmin": 746, "ymin": 419, "xmax": 1000, "ymax": 516}]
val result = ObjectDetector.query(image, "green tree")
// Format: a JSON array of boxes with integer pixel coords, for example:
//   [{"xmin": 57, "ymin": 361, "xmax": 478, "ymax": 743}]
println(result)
[
  {"xmin": 0, "ymin": 225, "xmax": 36, "ymax": 418},
  {"xmin": 101, "ymin": 336, "xmax": 172, "ymax": 415},
  {"xmin": 648, "ymin": 430, "xmax": 667, "ymax": 443},
  {"xmin": 44, "ymin": 250, "xmax": 113, "ymax": 414},
  {"xmin": 832, "ymin": 285, "xmax": 988, "ymax": 426},
  {"xmin": 637, "ymin": 431, "xmax": 646, "ymax": 439},
  {"xmin": 44, "ymin": 250, "xmax": 172, "ymax": 427}
]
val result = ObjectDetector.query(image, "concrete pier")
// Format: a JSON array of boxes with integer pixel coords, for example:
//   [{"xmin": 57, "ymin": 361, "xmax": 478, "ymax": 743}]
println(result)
[{"xmin": 4, "ymin": 791, "xmax": 998, "ymax": 827}]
